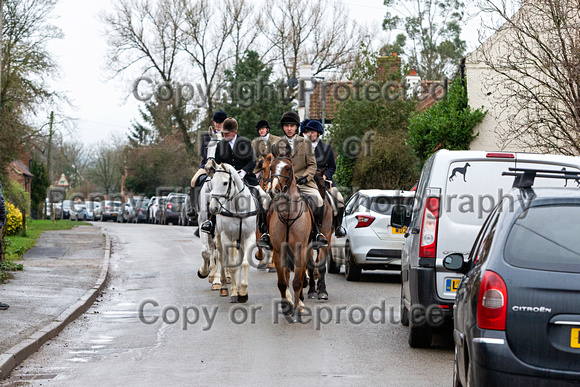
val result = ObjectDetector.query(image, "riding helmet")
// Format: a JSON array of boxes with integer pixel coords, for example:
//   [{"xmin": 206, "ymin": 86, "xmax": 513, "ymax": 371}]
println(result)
[
  {"xmin": 213, "ymin": 110, "xmax": 227, "ymax": 123},
  {"xmin": 280, "ymin": 111, "xmax": 300, "ymax": 127},
  {"xmin": 303, "ymin": 120, "xmax": 324, "ymax": 135},
  {"xmin": 299, "ymin": 119, "xmax": 311, "ymax": 133},
  {"xmin": 255, "ymin": 120, "xmax": 270, "ymax": 133}
]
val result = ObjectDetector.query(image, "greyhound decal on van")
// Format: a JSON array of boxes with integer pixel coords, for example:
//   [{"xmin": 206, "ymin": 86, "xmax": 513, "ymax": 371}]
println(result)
[{"xmin": 449, "ymin": 163, "xmax": 471, "ymax": 182}]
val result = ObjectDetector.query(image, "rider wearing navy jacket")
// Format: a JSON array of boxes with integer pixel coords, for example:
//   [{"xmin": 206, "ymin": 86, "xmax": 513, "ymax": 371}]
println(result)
[{"xmin": 301, "ymin": 120, "xmax": 346, "ymax": 238}]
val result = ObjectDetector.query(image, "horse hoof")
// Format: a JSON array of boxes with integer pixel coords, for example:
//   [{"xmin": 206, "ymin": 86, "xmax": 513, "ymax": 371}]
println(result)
[
  {"xmin": 220, "ymin": 289, "xmax": 229, "ymax": 297},
  {"xmin": 318, "ymin": 291, "xmax": 329, "ymax": 301},
  {"xmin": 292, "ymin": 309, "xmax": 304, "ymax": 323},
  {"xmin": 229, "ymin": 295, "xmax": 238, "ymax": 303},
  {"xmin": 307, "ymin": 291, "xmax": 317, "ymax": 299},
  {"xmin": 268, "ymin": 267, "xmax": 277, "ymax": 273},
  {"xmin": 226, "ymin": 277, "xmax": 232, "ymax": 284},
  {"xmin": 211, "ymin": 283, "xmax": 221, "ymax": 291},
  {"xmin": 255, "ymin": 252, "xmax": 264, "ymax": 261},
  {"xmin": 257, "ymin": 262, "xmax": 267, "ymax": 270},
  {"xmin": 281, "ymin": 301, "xmax": 293, "ymax": 316},
  {"xmin": 197, "ymin": 270, "xmax": 208, "ymax": 279},
  {"xmin": 238, "ymin": 294, "xmax": 248, "ymax": 303}
]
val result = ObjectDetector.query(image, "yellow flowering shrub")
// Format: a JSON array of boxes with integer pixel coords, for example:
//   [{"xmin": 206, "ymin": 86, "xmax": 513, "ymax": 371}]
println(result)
[{"xmin": 5, "ymin": 200, "xmax": 23, "ymax": 236}]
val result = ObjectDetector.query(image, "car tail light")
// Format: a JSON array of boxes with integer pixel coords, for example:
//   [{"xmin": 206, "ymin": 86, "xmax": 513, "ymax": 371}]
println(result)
[
  {"xmin": 355, "ymin": 215, "xmax": 375, "ymax": 228},
  {"xmin": 486, "ymin": 152, "xmax": 515, "ymax": 158},
  {"xmin": 477, "ymin": 270, "xmax": 507, "ymax": 330},
  {"xmin": 105, "ymin": 206, "xmax": 110, "ymax": 210},
  {"xmin": 167, "ymin": 203, "xmax": 172, "ymax": 210},
  {"xmin": 139, "ymin": 209, "xmax": 143, "ymax": 213},
  {"xmin": 419, "ymin": 197, "xmax": 439, "ymax": 258}
]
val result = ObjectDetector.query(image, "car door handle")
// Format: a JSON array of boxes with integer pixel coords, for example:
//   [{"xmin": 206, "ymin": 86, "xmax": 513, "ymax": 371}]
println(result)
[{"xmin": 410, "ymin": 227, "xmax": 419, "ymax": 234}]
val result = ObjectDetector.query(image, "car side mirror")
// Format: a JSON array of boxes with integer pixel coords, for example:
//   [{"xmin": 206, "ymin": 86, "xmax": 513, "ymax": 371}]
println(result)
[
  {"xmin": 443, "ymin": 253, "xmax": 472, "ymax": 274},
  {"xmin": 391, "ymin": 205, "xmax": 409, "ymax": 229}
]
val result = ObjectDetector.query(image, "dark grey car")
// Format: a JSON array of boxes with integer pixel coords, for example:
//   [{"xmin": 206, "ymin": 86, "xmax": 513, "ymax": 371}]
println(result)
[{"xmin": 445, "ymin": 169, "xmax": 580, "ymax": 386}]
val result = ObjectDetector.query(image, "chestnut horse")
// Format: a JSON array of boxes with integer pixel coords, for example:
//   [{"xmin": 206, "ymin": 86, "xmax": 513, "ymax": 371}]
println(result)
[
  {"xmin": 268, "ymin": 155, "xmax": 313, "ymax": 322},
  {"xmin": 256, "ymin": 154, "xmax": 274, "ymax": 269}
]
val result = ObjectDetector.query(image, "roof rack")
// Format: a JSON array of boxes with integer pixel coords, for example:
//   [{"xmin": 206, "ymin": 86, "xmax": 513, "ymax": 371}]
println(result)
[{"xmin": 502, "ymin": 168, "xmax": 580, "ymax": 189}]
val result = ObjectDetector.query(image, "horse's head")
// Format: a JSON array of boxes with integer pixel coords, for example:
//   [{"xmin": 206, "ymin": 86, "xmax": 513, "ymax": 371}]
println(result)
[
  {"xmin": 269, "ymin": 156, "xmax": 295, "ymax": 200},
  {"xmin": 259, "ymin": 153, "xmax": 273, "ymax": 191},
  {"xmin": 208, "ymin": 163, "xmax": 242, "ymax": 215}
]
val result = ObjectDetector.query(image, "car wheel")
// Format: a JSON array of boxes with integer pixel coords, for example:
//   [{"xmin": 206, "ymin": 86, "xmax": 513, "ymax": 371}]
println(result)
[
  {"xmin": 327, "ymin": 248, "xmax": 341, "ymax": 274},
  {"xmin": 400, "ymin": 286, "xmax": 409, "ymax": 326},
  {"xmin": 408, "ymin": 317, "xmax": 433, "ymax": 348},
  {"xmin": 344, "ymin": 243, "xmax": 361, "ymax": 281}
]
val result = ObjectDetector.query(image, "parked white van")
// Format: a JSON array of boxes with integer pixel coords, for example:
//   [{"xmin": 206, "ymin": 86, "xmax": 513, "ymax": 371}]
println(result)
[{"xmin": 396, "ymin": 150, "xmax": 580, "ymax": 348}]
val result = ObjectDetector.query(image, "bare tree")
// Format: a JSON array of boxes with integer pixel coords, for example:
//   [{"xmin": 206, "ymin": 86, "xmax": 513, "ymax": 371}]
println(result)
[
  {"xmin": 100, "ymin": 0, "xmax": 200, "ymax": 158},
  {"xmin": 89, "ymin": 141, "xmax": 125, "ymax": 195},
  {"xmin": 0, "ymin": 0, "xmax": 62, "ymax": 174},
  {"xmin": 261, "ymin": 0, "xmax": 363, "ymax": 80},
  {"xmin": 179, "ymin": 0, "xmax": 256, "ymax": 126},
  {"xmin": 474, "ymin": 0, "xmax": 580, "ymax": 155}
]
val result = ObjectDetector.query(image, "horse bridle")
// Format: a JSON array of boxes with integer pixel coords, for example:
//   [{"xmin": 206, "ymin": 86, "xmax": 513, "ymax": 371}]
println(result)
[
  {"xmin": 210, "ymin": 169, "xmax": 241, "ymax": 201},
  {"xmin": 270, "ymin": 156, "xmax": 294, "ymax": 194}
]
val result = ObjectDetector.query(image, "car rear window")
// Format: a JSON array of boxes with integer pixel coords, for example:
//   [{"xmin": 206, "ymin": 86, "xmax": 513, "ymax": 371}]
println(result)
[
  {"xmin": 504, "ymin": 205, "xmax": 580, "ymax": 273},
  {"xmin": 362, "ymin": 196, "xmax": 414, "ymax": 215}
]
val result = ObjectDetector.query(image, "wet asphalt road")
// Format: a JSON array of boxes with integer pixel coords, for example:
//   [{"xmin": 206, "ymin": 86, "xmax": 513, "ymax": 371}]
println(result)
[{"xmin": 1, "ymin": 221, "xmax": 453, "ymax": 386}]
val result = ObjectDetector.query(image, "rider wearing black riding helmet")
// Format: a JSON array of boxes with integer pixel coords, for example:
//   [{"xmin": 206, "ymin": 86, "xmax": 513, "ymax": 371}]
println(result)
[{"xmin": 251, "ymin": 120, "xmax": 279, "ymax": 178}]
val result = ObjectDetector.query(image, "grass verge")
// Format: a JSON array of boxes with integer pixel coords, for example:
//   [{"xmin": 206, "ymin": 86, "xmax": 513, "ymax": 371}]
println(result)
[{"xmin": 1, "ymin": 219, "xmax": 92, "ymax": 282}]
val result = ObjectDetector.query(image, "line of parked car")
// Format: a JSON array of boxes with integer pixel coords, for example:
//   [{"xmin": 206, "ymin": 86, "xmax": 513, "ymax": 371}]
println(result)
[{"xmin": 45, "ymin": 192, "xmax": 196, "ymax": 227}]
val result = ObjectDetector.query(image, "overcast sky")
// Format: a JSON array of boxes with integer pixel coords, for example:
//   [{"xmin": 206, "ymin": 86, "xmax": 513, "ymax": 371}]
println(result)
[{"xmin": 45, "ymin": 0, "xmax": 481, "ymax": 146}]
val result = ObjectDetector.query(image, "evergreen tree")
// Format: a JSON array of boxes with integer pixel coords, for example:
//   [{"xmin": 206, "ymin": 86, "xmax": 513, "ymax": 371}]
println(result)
[{"xmin": 220, "ymin": 51, "xmax": 293, "ymax": 139}]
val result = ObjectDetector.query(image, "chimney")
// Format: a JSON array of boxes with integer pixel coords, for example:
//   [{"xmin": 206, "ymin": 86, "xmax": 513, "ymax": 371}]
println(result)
[{"xmin": 377, "ymin": 54, "xmax": 401, "ymax": 81}]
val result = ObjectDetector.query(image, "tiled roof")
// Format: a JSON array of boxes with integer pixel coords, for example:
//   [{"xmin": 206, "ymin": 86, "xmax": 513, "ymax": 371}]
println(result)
[
  {"xmin": 10, "ymin": 160, "xmax": 34, "ymax": 177},
  {"xmin": 308, "ymin": 80, "xmax": 448, "ymax": 121}
]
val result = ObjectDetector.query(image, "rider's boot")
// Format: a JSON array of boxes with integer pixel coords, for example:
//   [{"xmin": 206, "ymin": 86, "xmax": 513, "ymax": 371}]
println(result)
[
  {"xmin": 257, "ymin": 205, "xmax": 272, "ymax": 250},
  {"xmin": 334, "ymin": 206, "xmax": 347, "ymax": 238},
  {"xmin": 201, "ymin": 214, "xmax": 215, "ymax": 234},
  {"xmin": 313, "ymin": 204, "xmax": 329, "ymax": 249},
  {"xmin": 187, "ymin": 186, "xmax": 197, "ymax": 219}
]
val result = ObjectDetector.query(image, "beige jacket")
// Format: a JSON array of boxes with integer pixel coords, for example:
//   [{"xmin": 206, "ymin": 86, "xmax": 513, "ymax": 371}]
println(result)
[
  {"xmin": 251, "ymin": 134, "xmax": 280, "ymax": 174},
  {"xmin": 273, "ymin": 135, "xmax": 318, "ymax": 184}
]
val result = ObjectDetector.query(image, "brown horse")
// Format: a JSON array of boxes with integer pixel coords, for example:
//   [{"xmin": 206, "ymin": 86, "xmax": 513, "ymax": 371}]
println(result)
[
  {"xmin": 268, "ymin": 155, "xmax": 313, "ymax": 322},
  {"xmin": 256, "ymin": 154, "xmax": 274, "ymax": 269},
  {"xmin": 304, "ymin": 170, "xmax": 334, "ymax": 300}
]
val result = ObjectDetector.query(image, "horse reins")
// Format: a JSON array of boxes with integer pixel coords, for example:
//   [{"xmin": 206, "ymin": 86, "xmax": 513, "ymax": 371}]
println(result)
[{"xmin": 270, "ymin": 156, "xmax": 306, "ymax": 243}]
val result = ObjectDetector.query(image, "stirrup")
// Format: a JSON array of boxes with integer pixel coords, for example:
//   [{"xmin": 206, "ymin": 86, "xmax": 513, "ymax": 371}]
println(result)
[
  {"xmin": 311, "ymin": 233, "xmax": 328, "ymax": 249},
  {"xmin": 335, "ymin": 226, "xmax": 346, "ymax": 238},
  {"xmin": 257, "ymin": 233, "xmax": 272, "ymax": 250},
  {"xmin": 200, "ymin": 220, "xmax": 213, "ymax": 234}
]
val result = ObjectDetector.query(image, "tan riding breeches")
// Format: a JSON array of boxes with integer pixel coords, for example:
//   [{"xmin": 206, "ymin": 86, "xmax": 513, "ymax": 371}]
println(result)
[{"xmin": 298, "ymin": 182, "xmax": 324, "ymax": 207}]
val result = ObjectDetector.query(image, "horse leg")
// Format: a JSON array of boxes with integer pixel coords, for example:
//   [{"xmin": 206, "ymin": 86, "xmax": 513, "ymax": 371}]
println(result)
[
  {"xmin": 307, "ymin": 253, "xmax": 317, "ymax": 299},
  {"xmin": 291, "ymin": 245, "xmax": 308, "ymax": 323},
  {"xmin": 317, "ymin": 247, "xmax": 329, "ymax": 301},
  {"xmin": 198, "ymin": 239, "xmax": 211, "ymax": 279},
  {"xmin": 228, "ymin": 245, "xmax": 240, "ymax": 303},
  {"xmin": 216, "ymin": 234, "xmax": 228, "ymax": 297},
  {"xmin": 274, "ymin": 249, "xmax": 292, "ymax": 315},
  {"xmin": 238, "ymin": 235, "xmax": 253, "ymax": 303}
]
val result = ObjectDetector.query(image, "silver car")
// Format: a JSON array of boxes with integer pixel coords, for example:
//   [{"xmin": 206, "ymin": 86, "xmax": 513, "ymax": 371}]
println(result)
[{"xmin": 330, "ymin": 189, "xmax": 415, "ymax": 281}]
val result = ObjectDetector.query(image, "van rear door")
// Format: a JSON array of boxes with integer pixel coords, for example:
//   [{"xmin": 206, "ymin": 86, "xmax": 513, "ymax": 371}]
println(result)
[
  {"xmin": 436, "ymin": 156, "xmax": 516, "ymax": 300},
  {"xmin": 436, "ymin": 153, "xmax": 580, "ymax": 301}
]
